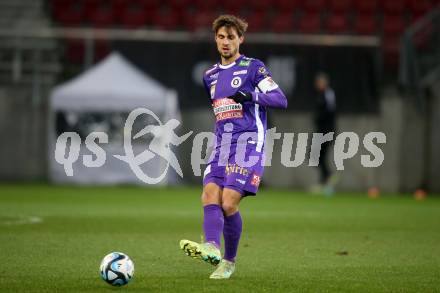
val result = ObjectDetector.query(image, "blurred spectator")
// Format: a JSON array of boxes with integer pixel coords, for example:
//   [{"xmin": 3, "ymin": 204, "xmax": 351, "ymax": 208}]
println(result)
[{"xmin": 313, "ymin": 72, "xmax": 337, "ymax": 194}]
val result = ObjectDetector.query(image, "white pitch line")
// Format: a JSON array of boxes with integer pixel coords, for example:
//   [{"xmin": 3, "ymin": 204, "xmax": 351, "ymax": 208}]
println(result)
[{"xmin": 0, "ymin": 216, "xmax": 43, "ymax": 226}]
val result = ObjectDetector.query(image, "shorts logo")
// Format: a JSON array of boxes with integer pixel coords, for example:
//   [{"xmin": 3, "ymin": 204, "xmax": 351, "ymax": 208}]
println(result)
[
  {"xmin": 251, "ymin": 174, "xmax": 261, "ymax": 186},
  {"xmin": 231, "ymin": 77, "xmax": 242, "ymax": 88},
  {"xmin": 236, "ymin": 179, "xmax": 246, "ymax": 185},
  {"xmin": 225, "ymin": 163, "xmax": 249, "ymax": 176},
  {"xmin": 212, "ymin": 98, "xmax": 243, "ymax": 121}
]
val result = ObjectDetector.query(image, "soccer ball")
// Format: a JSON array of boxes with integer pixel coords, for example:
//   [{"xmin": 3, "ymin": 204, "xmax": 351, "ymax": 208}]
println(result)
[{"xmin": 99, "ymin": 252, "xmax": 134, "ymax": 286}]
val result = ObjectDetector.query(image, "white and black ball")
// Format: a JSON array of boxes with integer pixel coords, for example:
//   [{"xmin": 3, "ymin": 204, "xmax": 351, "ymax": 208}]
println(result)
[{"xmin": 99, "ymin": 252, "xmax": 134, "ymax": 286}]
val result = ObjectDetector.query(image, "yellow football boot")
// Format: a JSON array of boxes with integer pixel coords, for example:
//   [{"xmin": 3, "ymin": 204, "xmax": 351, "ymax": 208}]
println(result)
[{"xmin": 179, "ymin": 239, "xmax": 221, "ymax": 266}]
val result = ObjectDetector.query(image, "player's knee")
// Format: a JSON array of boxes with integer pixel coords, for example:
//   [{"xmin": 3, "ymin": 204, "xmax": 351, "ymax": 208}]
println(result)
[
  {"xmin": 222, "ymin": 202, "xmax": 238, "ymax": 216},
  {"xmin": 201, "ymin": 190, "xmax": 221, "ymax": 205}
]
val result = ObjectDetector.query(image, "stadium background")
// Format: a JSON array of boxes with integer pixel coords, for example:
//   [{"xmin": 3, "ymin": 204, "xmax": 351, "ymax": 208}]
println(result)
[
  {"xmin": 0, "ymin": 0, "xmax": 439, "ymax": 192},
  {"xmin": 0, "ymin": 1, "xmax": 440, "ymax": 292}
]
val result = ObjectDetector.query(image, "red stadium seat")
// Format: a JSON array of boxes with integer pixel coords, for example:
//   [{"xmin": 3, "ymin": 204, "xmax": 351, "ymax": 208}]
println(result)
[
  {"xmin": 354, "ymin": 14, "xmax": 379, "ymax": 35},
  {"xmin": 274, "ymin": 0, "xmax": 300, "ymax": 13},
  {"xmin": 118, "ymin": 7, "xmax": 150, "ymax": 28},
  {"xmin": 86, "ymin": 3, "xmax": 115, "ymax": 27},
  {"xmin": 382, "ymin": 16, "xmax": 406, "ymax": 67},
  {"xmin": 353, "ymin": 0, "xmax": 378, "ymax": 14},
  {"xmin": 194, "ymin": 0, "xmax": 219, "ymax": 10},
  {"xmin": 248, "ymin": 0, "xmax": 271, "ymax": 12},
  {"xmin": 52, "ymin": 0, "xmax": 72, "ymax": 10},
  {"xmin": 246, "ymin": 11, "xmax": 267, "ymax": 32},
  {"xmin": 154, "ymin": 8, "xmax": 182, "ymax": 30},
  {"xmin": 382, "ymin": 0, "xmax": 407, "ymax": 16},
  {"xmin": 303, "ymin": 0, "xmax": 327, "ymax": 13},
  {"xmin": 168, "ymin": 0, "xmax": 191, "ymax": 10},
  {"xmin": 56, "ymin": 9, "xmax": 84, "ymax": 26},
  {"xmin": 82, "ymin": 0, "xmax": 100, "ymax": 11},
  {"xmin": 408, "ymin": 0, "xmax": 433, "ymax": 20},
  {"xmin": 82, "ymin": 0, "xmax": 100, "ymax": 21},
  {"xmin": 192, "ymin": 10, "xmax": 217, "ymax": 32},
  {"xmin": 271, "ymin": 12, "xmax": 295, "ymax": 33},
  {"xmin": 111, "ymin": 0, "xmax": 126, "ymax": 15},
  {"xmin": 53, "ymin": 0, "xmax": 84, "ymax": 26},
  {"xmin": 383, "ymin": 15, "xmax": 407, "ymax": 36},
  {"xmin": 298, "ymin": 12, "xmax": 321, "ymax": 34},
  {"xmin": 181, "ymin": 9, "xmax": 196, "ymax": 31},
  {"xmin": 137, "ymin": 0, "xmax": 160, "ymax": 9},
  {"xmin": 325, "ymin": 13, "xmax": 349, "ymax": 34},
  {"xmin": 223, "ymin": 0, "xmax": 246, "ymax": 13},
  {"xmin": 328, "ymin": 0, "xmax": 352, "ymax": 13}
]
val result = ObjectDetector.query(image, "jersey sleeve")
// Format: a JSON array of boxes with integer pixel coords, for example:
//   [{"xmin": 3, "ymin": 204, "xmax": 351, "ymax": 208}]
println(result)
[
  {"xmin": 202, "ymin": 74, "xmax": 210, "ymax": 96},
  {"xmin": 252, "ymin": 60, "xmax": 276, "ymax": 91},
  {"xmin": 250, "ymin": 60, "xmax": 288, "ymax": 109}
]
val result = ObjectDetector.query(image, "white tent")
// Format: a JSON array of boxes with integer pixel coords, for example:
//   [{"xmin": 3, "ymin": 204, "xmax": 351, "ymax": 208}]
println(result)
[
  {"xmin": 49, "ymin": 52, "xmax": 180, "ymax": 185},
  {"xmin": 51, "ymin": 52, "xmax": 177, "ymax": 113}
]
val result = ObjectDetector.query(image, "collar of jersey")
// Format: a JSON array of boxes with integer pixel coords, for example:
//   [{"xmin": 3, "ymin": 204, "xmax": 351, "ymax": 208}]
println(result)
[{"xmin": 218, "ymin": 55, "xmax": 244, "ymax": 69}]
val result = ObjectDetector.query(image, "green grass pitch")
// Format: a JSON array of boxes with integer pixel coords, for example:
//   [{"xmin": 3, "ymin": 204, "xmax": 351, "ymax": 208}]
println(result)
[{"xmin": 0, "ymin": 184, "xmax": 439, "ymax": 292}]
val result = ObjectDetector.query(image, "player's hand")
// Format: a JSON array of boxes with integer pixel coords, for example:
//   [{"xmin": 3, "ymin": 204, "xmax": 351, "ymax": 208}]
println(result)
[{"xmin": 229, "ymin": 91, "xmax": 252, "ymax": 104}]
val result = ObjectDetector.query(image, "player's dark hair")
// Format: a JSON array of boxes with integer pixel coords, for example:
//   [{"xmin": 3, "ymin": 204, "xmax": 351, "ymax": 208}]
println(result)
[
  {"xmin": 212, "ymin": 15, "xmax": 248, "ymax": 37},
  {"xmin": 315, "ymin": 72, "xmax": 329, "ymax": 82}
]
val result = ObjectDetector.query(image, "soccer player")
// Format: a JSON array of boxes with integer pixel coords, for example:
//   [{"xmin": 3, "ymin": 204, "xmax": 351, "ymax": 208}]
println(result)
[{"xmin": 180, "ymin": 15, "xmax": 288, "ymax": 279}]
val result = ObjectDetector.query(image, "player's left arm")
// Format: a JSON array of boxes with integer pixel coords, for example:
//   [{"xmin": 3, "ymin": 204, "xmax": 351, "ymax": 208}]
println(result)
[{"xmin": 229, "ymin": 60, "xmax": 288, "ymax": 109}]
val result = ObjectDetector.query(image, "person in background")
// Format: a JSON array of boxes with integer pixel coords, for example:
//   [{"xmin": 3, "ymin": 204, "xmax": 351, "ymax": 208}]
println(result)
[{"xmin": 313, "ymin": 72, "xmax": 337, "ymax": 195}]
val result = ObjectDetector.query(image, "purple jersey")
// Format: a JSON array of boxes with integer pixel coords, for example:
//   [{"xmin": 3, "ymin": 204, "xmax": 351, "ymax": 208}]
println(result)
[
  {"xmin": 202, "ymin": 55, "xmax": 287, "ymax": 196},
  {"xmin": 203, "ymin": 55, "xmax": 287, "ymax": 152}
]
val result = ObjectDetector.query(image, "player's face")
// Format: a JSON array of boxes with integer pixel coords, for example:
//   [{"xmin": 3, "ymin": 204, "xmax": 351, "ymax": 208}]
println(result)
[
  {"xmin": 215, "ymin": 26, "xmax": 243, "ymax": 61},
  {"xmin": 315, "ymin": 77, "xmax": 328, "ymax": 91}
]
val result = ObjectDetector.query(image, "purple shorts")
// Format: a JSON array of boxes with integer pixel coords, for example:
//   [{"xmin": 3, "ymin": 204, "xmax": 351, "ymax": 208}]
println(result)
[{"xmin": 203, "ymin": 142, "xmax": 264, "ymax": 196}]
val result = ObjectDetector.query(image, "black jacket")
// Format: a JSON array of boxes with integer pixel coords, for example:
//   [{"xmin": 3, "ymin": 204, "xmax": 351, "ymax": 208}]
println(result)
[{"xmin": 315, "ymin": 88, "xmax": 336, "ymax": 132}]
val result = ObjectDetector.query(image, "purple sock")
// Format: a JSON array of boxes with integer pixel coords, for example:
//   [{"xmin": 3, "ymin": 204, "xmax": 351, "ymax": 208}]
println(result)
[
  {"xmin": 203, "ymin": 204, "xmax": 224, "ymax": 248},
  {"xmin": 223, "ymin": 211, "xmax": 242, "ymax": 262}
]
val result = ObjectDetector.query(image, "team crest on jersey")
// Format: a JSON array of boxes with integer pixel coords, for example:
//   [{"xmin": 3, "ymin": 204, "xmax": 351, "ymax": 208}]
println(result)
[
  {"xmin": 231, "ymin": 76, "xmax": 242, "ymax": 88},
  {"xmin": 212, "ymin": 98, "xmax": 243, "ymax": 121},
  {"xmin": 210, "ymin": 73, "xmax": 219, "ymax": 79}
]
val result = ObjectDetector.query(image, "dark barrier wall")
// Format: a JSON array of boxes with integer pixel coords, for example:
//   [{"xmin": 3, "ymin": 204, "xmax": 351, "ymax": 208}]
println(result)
[{"xmin": 114, "ymin": 41, "xmax": 380, "ymax": 113}]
